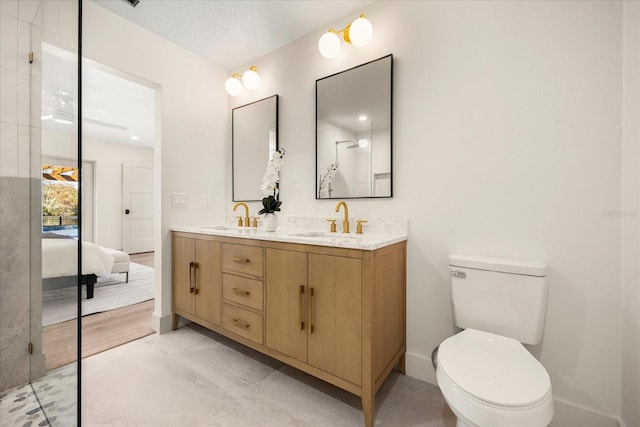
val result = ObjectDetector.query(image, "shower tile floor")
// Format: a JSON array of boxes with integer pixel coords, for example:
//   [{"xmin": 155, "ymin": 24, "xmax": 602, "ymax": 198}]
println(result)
[{"xmin": 0, "ymin": 365, "xmax": 77, "ymax": 427}]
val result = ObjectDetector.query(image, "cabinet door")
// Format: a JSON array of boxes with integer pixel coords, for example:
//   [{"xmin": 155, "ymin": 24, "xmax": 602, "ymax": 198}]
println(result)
[
  {"xmin": 265, "ymin": 248, "xmax": 308, "ymax": 363},
  {"xmin": 195, "ymin": 239, "xmax": 222, "ymax": 326},
  {"xmin": 308, "ymin": 254, "xmax": 362, "ymax": 386},
  {"xmin": 173, "ymin": 236, "xmax": 195, "ymax": 315}
]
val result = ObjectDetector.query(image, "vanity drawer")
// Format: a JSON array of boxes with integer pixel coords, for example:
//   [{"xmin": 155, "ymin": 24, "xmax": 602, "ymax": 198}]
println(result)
[
  {"xmin": 223, "ymin": 273, "xmax": 263, "ymax": 311},
  {"xmin": 222, "ymin": 243, "xmax": 264, "ymax": 277},
  {"xmin": 223, "ymin": 303, "xmax": 263, "ymax": 345}
]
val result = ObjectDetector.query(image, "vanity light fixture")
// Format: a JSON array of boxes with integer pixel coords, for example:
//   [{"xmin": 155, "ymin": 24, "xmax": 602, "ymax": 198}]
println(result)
[
  {"xmin": 224, "ymin": 73, "xmax": 243, "ymax": 96},
  {"xmin": 224, "ymin": 66, "xmax": 261, "ymax": 96},
  {"xmin": 359, "ymin": 115, "xmax": 368, "ymax": 121},
  {"xmin": 242, "ymin": 66, "xmax": 261, "ymax": 90},
  {"xmin": 318, "ymin": 13, "xmax": 373, "ymax": 59}
]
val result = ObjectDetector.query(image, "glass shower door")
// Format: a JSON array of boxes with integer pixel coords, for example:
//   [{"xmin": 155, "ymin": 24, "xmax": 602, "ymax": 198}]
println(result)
[{"xmin": 30, "ymin": 0, "xmax": 81, "ymax": 425}]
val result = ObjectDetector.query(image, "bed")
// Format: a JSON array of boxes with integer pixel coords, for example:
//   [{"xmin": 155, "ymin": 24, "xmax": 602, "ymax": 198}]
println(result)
[{"xmin": 42, "ymin": 238, "xmax": 115, "ymax": 299}]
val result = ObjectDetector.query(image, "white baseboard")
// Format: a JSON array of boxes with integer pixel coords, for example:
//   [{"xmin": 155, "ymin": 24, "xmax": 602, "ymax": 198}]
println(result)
[
  {"xmin": 151, "ymin": 311, "xmax": 173, "ymax": 334},
  {"xmin": 551, "ymin": 398, "xmax": 620, "ymax": 427},
  {"xmin": 405, "ymin": 351, "xmax": 437, "ymax": 384}
]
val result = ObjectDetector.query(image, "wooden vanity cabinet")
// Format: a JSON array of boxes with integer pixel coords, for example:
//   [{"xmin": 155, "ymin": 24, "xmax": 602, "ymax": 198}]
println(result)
[
  {"xmin": 172, "ymin": 232, "xmax": 406, "ymax": 427},
  {"xmin": 221, "ymin": 242, "xmax": 265, "ymax": 345},
  {"xmin": 266, "ymin": 249, "xmax": 362, "ymax": 386},
  {"xmin": 172, "ymin": 234, "xmax": 222, "ymax": 328}
]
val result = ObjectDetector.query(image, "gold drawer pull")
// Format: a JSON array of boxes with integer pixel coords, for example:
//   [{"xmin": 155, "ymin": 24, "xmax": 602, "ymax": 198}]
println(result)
[
  {"xmin": 232, "ymin": 256, "xmax": 251, "ymax": 263},
  {"xmin": 232, "ymin": 287, "xmax": 250, "ymax": 296},
  {"xmin": 231, "ymin": 318, "xmax": 250, "ymax": 329}
]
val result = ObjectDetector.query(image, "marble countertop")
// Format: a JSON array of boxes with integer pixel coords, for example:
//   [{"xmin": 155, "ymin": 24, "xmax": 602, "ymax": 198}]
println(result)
[{"xmin": 170, "ymin": 224, "xmax": 407, "ymax": 251}]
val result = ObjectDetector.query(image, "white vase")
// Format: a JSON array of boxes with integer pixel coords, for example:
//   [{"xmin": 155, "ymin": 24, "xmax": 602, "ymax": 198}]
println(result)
[{"xmin": 262, "ymin": 213, "xmax": 278, "ymax": 232}]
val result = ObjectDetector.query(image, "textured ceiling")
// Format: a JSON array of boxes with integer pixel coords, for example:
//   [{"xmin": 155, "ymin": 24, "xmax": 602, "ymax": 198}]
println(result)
[
  {"xmin": 92, "ymin": 0, "xmax": 375, "ymax": 69},
  {"xmin": 46, "ymin": 1, "xmax": 374, "ymax": 148}
]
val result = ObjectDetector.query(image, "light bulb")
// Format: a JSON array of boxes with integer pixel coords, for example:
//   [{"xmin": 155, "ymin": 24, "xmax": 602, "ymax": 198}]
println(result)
[
  {"xmin": 358, "ymin": 138, "xmax": 369, "ymax": 148},
  {"xmin": 349, "ymin": 16, "xmax": 373, "ymax": 47},
  {"xmin": 242, "ymin": 67, "xmax": 261, "ymax": 90},
  {"xmin": 318, "ymin": 32, "xmax": 341, "ymax": 59},
  {"xmin": 225, "ymin": 77, "xmax": 242, "ymax": 96}
]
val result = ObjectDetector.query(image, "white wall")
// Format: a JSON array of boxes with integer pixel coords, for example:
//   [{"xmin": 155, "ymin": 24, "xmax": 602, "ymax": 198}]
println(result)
[
  {"xmin": 228, "ymin": 1, "xmax": 626, "ymax": 424},
  {"xmin": 621, "ymin": 2, "xmax": 640, "ymax": 427},
  {"xmin": 83, "ymin": 0, "xmax": 229, "ymax": 333}
]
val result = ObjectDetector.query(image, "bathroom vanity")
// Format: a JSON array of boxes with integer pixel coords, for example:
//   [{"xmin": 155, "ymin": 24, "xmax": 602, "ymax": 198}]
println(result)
[{"xmin": 171, "ymin": 223, "xmax": 407, "ymax": 427}]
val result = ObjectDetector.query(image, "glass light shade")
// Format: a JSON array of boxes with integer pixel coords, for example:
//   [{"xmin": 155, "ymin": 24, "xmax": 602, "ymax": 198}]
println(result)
[
  {"xmin": 318, "ymin": 32, "xmax": 341, "ymax": 59},
  {"xmin": 358, "ymin": 138, "xmax": 369, "ymax": 148},
  {"xmin": 349, "ymin": 17, "xmax": 373, "ymax": 47},
  {"xmin": 242, "ymin": 68, "xmax": 261, "ymax": 90},
  {"xmin": 225, "ymin": 77, "xmax": 242, "ymax": 96}
]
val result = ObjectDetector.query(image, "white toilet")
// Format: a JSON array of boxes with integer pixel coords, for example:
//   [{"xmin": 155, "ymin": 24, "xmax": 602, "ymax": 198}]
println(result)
[{"xmin": 436, "ymin": 254, "xmax": 554, "ymax": 427}]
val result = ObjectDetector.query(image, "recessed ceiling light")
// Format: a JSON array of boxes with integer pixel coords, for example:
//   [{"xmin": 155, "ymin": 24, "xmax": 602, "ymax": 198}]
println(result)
[
  {"xmin": 131, "ymin": 136, "xmax": 139, "ymax": 141},
  {"xmin": 359, "ymin": 115, "xmax": 367, "ymax": 121}
]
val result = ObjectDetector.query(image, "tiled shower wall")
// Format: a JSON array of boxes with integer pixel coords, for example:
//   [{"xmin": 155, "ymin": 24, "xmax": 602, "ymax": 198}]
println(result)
[{"xmin": 1, "ymin": 0, "xmax": 45, "ymax": 392}]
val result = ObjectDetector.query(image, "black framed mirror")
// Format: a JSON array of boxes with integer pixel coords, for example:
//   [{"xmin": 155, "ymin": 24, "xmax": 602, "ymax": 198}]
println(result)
[
  {"xmin": 232, "ymin": 95, "xmax": 279, "ymax": 201},
  {"xmin": 316, "ymin": 54, "xmax": 393, "ymax": 199}
]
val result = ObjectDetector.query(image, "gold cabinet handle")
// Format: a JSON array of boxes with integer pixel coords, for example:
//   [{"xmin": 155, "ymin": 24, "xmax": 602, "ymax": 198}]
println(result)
[
  {"xmin": 193, "ymin": 262, "xmax": 200, "ymax": 294},
  {"xmin": 231, "ymin": 318, "xmax": 250, "ymax": 329},
  {"xmin": 232, "ymin": 287, "xmax": 250, "ymax": 296},
  {"xmin": 189, "ymin": 261, "xmax": 195, "ymax": 293},
  {"xmin": 299, "ymin": 285, "xmax": 305, "ymax": 331},
  {"xmin": 232, "ymin": 256, "xmax": 251, "ymax": 263},
  {"xmin": 309, "ymin": 287, "xmax": 315, "ymax": 334}
]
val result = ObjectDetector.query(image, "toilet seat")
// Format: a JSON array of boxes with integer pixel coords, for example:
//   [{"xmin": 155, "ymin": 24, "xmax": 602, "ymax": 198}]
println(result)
[
  {"xmin": 438, "ymin": 329, "xmax": 551, "ymax": 407},
  {"xmin": 436, "ymin": 329, "xmax": 554, "ymax": 427}
]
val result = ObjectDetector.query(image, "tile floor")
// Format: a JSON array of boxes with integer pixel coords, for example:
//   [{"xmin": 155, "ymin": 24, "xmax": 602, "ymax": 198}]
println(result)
[
  {"xmin": 0, "ymin": 364, "xmax": 77, "ymax": 427},
  {"xmin": 83, "ymin": 323, "xmax": 456, "ymax": 426}
]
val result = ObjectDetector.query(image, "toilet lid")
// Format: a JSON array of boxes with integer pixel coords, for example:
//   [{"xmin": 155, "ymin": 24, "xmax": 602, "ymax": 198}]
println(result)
[{"xmin": 438, "ymin": 329, "xmax": 551, "ymax": 407}]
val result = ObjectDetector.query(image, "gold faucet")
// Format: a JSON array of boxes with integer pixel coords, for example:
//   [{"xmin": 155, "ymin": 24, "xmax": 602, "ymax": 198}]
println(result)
[
  {"xmin": 233, "ymin": 202, "xmax": 250, "ymax": 227},
  {"xmin": 335, "ymin": 201, "xmax": 350, "ymax": 233}
]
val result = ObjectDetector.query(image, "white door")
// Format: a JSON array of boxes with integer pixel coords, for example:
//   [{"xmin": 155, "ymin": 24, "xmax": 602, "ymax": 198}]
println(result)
[{"xmin": 122, "ymin": 164, "xmax": 154, "ymax": 253}]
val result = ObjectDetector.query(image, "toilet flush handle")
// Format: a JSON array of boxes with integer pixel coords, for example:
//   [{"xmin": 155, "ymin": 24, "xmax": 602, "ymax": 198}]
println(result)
[{"xmin": 450, "ymin": 271, "xmax": 466, "ymax": 278}]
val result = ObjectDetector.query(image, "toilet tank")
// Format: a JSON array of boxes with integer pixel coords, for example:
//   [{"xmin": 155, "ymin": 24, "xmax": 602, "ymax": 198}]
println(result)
[{"xmin": 449, "ymin": 254, "xmax": 548, "ymax": 345}]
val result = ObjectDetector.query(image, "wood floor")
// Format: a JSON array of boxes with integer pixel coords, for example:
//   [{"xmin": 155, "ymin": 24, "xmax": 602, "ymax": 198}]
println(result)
[
  {"xmin": 131, "ymin": 251, "xmax": 154, "ymax": 268},
  {"xmin": 42, "ymin": 252, "xmax": 156, "ymax": 371}
]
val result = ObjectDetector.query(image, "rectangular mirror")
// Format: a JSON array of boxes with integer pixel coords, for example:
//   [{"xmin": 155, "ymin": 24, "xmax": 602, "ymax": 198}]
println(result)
[
  {"xmin": 316, "ymin": 54, "xmax": 393, "ymax": 199},
  {"xmin": 233, "ymin": 95, "xmax": 279, "ymax": 201}
]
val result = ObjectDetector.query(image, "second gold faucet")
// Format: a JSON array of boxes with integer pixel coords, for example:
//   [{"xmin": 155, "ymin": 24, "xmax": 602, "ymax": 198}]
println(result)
[{"xmin": 335, "ymin": 201, "xmax": 350, "ymax": 233}]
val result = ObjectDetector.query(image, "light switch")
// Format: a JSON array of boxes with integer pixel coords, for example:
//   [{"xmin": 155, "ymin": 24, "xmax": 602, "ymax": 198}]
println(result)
[
  {"xmin": 171, "ymin": 193, "xmax": 187, "ymax": 208},
  {"xmin": 202, "ymin": 195, "xmax": 211, "ymax": 208}
]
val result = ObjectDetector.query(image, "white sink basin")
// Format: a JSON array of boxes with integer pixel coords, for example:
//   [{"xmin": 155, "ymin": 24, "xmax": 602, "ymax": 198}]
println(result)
[
  {"xmin": 291, "ymin": 231, "xmax": 362, "ymax": 240},
  {"xmin": 198, "ymin": 225, "xmax": 237, "ymax": 231}
]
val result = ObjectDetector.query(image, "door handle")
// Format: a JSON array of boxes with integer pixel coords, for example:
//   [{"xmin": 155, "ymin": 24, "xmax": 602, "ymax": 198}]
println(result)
[
  {"xmin": 309, "ymin": 287, "xmax": 315, "ymax": 334},
  {"xmin": 125, "ymin": 209, "xmax": 130, "ymax": 214},
  {"xmin": 189, "ymin": 261, "xmax": 195, "ymax": 293},
  {"xmin": 193, "ymin": 262, "xmax": 199, "ymax": 295},
  {"xmin": 299, "ymin": 285, "xmax": 305, "ymax": 331}
]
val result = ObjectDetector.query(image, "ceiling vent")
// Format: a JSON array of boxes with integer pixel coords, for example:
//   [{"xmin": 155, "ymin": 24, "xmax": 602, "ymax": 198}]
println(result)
[{"xmin": 122, "ymin": 0, "xmax": 140, "ymax": 7}]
